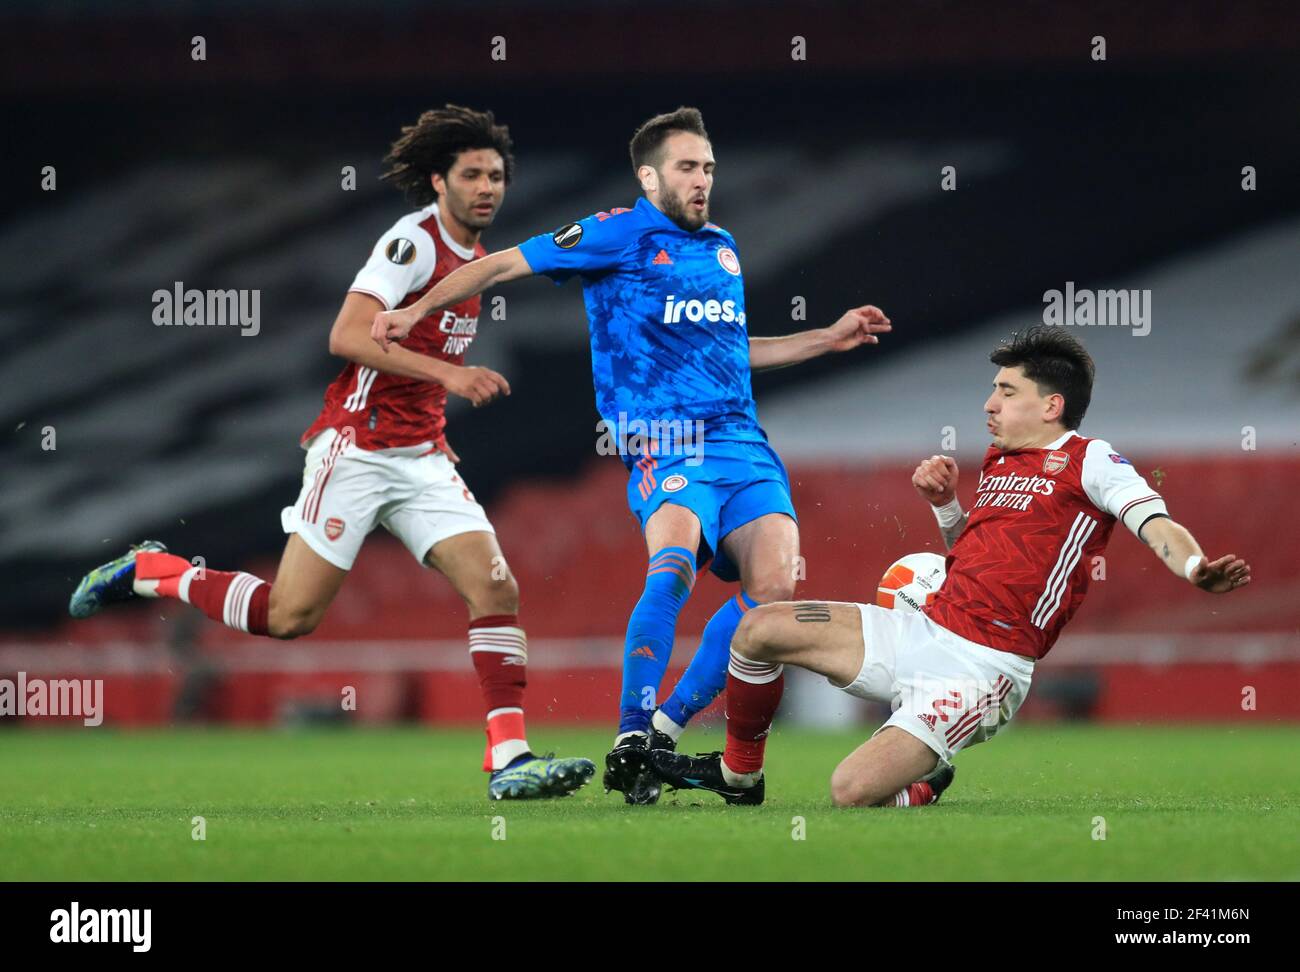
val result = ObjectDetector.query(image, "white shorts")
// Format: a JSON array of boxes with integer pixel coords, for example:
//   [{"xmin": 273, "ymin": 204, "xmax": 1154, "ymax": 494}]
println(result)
[
  {"xmin": 280, "ymin": 429, "xmax": 495, "ymax": 571},
  {"xmin": 833, "ymin": 603, "xmax": 1035, "ymax": 766}
]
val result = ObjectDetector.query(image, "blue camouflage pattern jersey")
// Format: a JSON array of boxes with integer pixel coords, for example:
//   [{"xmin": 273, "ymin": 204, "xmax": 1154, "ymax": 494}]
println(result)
[
  {"xmin": 517, "ymin": 197, "xmax": 764, "ymax": 456},
  {"xmin": 518, "ymin": 197, "xmax": 796, "ymax": 583}
]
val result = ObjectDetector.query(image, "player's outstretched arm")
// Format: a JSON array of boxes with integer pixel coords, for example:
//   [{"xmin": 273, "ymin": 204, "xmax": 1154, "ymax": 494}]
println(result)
[
  {"xmin": 1139, "ymin": 517, "xmax": 1252, "ymax": 593},
  {"xmin": 370, "ymin": 247, "xmax": 534, "ymax": 351},
  {"xmin": 913, "ymin": 455, "xmax": 966, "ymax": 550},
  {"xmin": 330, "ymin": 292, "xmax": 510, "ymax": 407},
  {"xmin": 748, "ymin": 305, "xmax": 891, "ymax": 372}
]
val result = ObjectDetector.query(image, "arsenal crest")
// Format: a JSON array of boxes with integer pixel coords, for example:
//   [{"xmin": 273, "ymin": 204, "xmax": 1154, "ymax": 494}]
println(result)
[
  {"xmin": 324, "ymin": 517, "xmax": 346, "ymax": 541},
  {"xmin": 1043, "ymin": 451, "xmax": 1070, "ymax": 475}
]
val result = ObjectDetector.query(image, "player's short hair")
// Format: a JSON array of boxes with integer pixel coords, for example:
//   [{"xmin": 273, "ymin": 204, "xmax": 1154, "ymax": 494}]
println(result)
[
  {"xmin": 380, "ymin": 104, "xmax": 515, "ymax": 206},
  {"xmin": 989, "ymin": 325, "xmax": 1096, "ymax": 429},
  {"xmin": 629, "ymin": 106, "xmax": 710, "ymax": 176}
]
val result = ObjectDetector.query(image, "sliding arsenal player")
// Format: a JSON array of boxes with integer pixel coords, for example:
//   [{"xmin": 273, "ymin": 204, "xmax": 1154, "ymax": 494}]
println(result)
[{"xmin": 650, "ymin": 325, "xmax": 1250, "ymax": 807}]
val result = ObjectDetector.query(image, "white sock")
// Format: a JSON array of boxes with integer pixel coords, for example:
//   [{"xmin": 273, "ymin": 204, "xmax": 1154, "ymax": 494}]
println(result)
[
  {"xmin": 614, "ymin": 730, "xmax": 647, "ymax": 747},
  {"xmin": 720, "ymin": 757, "xmax": 762, "ymax": 789},
  {"xmin": 651, "ymin": 708, "xmax": 685, "ymax": 741}
]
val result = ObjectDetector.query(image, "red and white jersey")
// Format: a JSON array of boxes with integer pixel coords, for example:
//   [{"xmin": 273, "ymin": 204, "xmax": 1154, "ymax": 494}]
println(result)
[
  {"xmin": 302, "ymin": 203, "xmax": 485, "ymax": 452},
  {"xmin": 925, "ymin": 430, "xmax": 1166, "ymax": 660}
]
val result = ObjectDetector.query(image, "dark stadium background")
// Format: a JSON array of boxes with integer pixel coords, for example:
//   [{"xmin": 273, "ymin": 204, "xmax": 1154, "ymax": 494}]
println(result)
[{"xmin": 2, "ymin": 0, "xmax": 1298, "ymax": 730}]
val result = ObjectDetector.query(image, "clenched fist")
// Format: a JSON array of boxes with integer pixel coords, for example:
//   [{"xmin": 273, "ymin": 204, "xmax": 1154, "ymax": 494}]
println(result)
[
  {"xmin": 443, "ymin": 365, "xmax": 511, "ymax": 408},
  {"xmin": 372, "ymin": 307, "xmax": 421, "ymax": 350},
  {"xmin": 913, "ymin": 454, "xmax": 959, "ymax": 506}
]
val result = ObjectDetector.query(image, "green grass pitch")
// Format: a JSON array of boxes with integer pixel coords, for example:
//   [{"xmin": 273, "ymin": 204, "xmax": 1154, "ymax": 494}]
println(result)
[{"xmin": 1, "ymin": 723, "xmax": 1296, "ymax": 881}]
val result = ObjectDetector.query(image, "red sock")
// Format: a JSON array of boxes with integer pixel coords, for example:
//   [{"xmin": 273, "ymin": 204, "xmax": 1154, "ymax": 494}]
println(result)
[
  {"xmin": 135, "ymin": 551, "xmax": 270, "ymax": 635},
  {"xmin": 723, "ymin": 649, "xmax": 784, "ymax": 774},
  {"xmin": 468, "ymin": 614, "xmax": 530, "ymax": 772},
  {"xmin": 880, "ymin": 781, "xmax": 936, "ymax": 807}
]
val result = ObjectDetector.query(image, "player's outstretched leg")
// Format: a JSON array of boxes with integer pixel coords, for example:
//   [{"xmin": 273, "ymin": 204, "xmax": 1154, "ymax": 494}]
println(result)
[
  {"xmin": 648, "ymin": 640, "xmax": 780, "ymax": 805},
  {"xmin": 618, "ymin": 592, "xmax": 765, "ymax": 806},
  {"xmin": 70, "ymin": 534, "xmax": 346, "ymax": 639},
  {"xmin": 654, "ymin": 513, "xmax": 797, "ymax": 761},
  {"xmin": 426, "ymin": 531, "xmax": 596, "ymax": 800},
  {"xmin": 606, "ymin": 516, "xmax": 699, "ymax": 804},
  {"xmin": 653, "ymin": 600, "xmax": 950, "ymax": 807},
  {"xmin": 654, "ymin": 590, "xmax": 757, "ymax": 741}
]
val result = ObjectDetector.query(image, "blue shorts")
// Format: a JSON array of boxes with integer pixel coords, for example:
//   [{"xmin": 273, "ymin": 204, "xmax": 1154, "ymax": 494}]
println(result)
[{"xmin": 626, "ymin": 439, "xmax": 797, "ymax": 582}]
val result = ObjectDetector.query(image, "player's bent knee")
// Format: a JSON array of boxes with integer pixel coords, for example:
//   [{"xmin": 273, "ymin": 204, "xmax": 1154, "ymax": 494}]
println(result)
[
  {"xmin": 467, "ymin": 573, "xmax": 520, "ymax": 618},
  {"xmin": 746, "ymin": 576, "xmax": 796, "ymax": 605},
  {"xmin": 732, "ymin": 605, "xmax": 781, "ymax": 663},
  {"xmin": 267, "ymin": 605, "xmax": 323, "ymax": 640},
  {"xmin": 829, "ymin": 764, "xmax": 882, "ymax": 808}
]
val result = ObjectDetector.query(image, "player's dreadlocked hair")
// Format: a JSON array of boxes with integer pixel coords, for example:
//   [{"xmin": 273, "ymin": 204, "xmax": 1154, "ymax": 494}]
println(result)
[
  {"xmin": 380, "ymin": 105, "xmax": 515, "ymax": 206},
  {"xmin": 629, "ymin": 106, "xmax": 709, "ymax": 175},
  {"xmin": 990, "ymin": 325, "xmax": 1096, "ymax": 429}
]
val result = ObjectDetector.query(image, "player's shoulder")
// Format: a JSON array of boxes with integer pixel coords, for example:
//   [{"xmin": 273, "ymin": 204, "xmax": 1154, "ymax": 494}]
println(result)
[
  {"xmin": 702, "ymin": 220, "xmax": 737, "ymax": 245},
  {"xmin": 540, "ymin": 204, "xmax": 643, "ymax": 250},
  {"xmin": 370, "ymin": 205, "xmax": 439, "ymax": 261},
  {"xmin": 379, "ymin": 204, "xmax": 439, "ymax": 243},
  {"xmin": 1078, "ymin": 434, "xmax": 1135, "ymax": 466},
  {"xmin": 571, "ymin": 204, "xmax": 642, "ymax": 233}
]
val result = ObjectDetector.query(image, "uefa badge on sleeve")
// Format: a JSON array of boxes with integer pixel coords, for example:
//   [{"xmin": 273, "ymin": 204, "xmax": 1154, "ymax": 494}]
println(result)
[
  {"xmin": 1043, "ymin": 451, "xmax": 1070, "ymax": 475},
  {"xmin": 552, "ymin": 223, "xmax": 583, "ymax": 249},
  {"xmin": 385, "ymin": 238, "xmax": 416, "ymax": 265}
]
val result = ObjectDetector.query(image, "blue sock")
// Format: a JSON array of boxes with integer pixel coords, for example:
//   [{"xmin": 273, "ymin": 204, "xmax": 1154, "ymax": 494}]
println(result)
[
  {"xmin": 660, "ymin": 591, "xmax": 758, "ymax": 729},
  {"xmin": 619, "ymin": 547, "xmax": 696, "ymax": 735}
]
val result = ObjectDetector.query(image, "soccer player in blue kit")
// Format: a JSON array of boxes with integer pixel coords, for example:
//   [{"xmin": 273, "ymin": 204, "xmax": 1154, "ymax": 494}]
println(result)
[{"xmin": 372, "ymin": 107, "xmax": 891, "ymax": 803}]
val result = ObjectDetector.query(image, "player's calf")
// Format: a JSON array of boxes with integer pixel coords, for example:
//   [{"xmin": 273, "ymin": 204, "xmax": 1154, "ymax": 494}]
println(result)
[
  {"xmin": 829, "ymin": 728, "xmax": 943, "ymax": 807},
  {"xmin": 265, "ymin": 592, "xmax": 328, "ymax": 640},
  {"xmin": 69, "ymin": 541, "xmax": 283, "ymax": 637}
]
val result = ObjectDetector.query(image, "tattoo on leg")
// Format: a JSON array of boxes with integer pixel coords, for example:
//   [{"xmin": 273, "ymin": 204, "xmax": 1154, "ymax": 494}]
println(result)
[
  {"xmin": 793, "ymin": 602, "xmax": 832, "ymax": 623},
  {"xmin": 1162, "ymin": 542, "xmax": 1170, "ymax": 559}
]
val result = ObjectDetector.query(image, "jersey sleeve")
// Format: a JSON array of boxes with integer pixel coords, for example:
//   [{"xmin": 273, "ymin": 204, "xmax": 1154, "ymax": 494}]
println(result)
[
  {"xmin": 1081, "ymin": 438, "xmax": 1168, "ymax": 539},
  {"xmin": 517, "ymin": 211, "xmax": 634, "ymax": 284},
  {"xmin": 348, "ymin": 219, "xmax": 438, "ymax": 310}
]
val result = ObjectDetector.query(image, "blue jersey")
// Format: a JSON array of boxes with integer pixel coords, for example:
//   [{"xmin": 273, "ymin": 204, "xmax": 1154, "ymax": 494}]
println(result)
[{"xmin": 517, "ymin": 198, "xmax": 764, "ymax": 455}]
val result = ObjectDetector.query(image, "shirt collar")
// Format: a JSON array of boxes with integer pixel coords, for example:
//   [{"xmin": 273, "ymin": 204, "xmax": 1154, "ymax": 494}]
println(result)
[
  {"xmin": 635, "ymin": 196, "xmax": 717, "ymax": 235},
  {"xmin": 635, "ymin": 196, "xmax": 675, "ymax": 229},
  {"xmin": 425, "ymin": 203, "xmax": 476, "ymax": 260},
  {"xmin": 996, "ymin": 429, "xmax": 1077, "ymax": 456}
]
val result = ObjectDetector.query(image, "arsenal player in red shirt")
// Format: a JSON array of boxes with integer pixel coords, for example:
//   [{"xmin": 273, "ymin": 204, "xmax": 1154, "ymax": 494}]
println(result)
[
  {"xmin": 68, "ymin": 106, "xmax": 595, "ymax": 800},
  {"xmin": 649, "ymin": 325, "xmax": 1251, "ymax": 807}
]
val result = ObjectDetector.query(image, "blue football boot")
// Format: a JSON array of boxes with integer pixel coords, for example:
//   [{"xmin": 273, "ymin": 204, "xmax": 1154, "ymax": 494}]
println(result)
[
  {"xmin": 68, "ymin": 540, "xmax": 168, "ymax": 619},
  {"xmin": 488, "ymin": 752, "xmax": 596, "ymax": 800}
]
